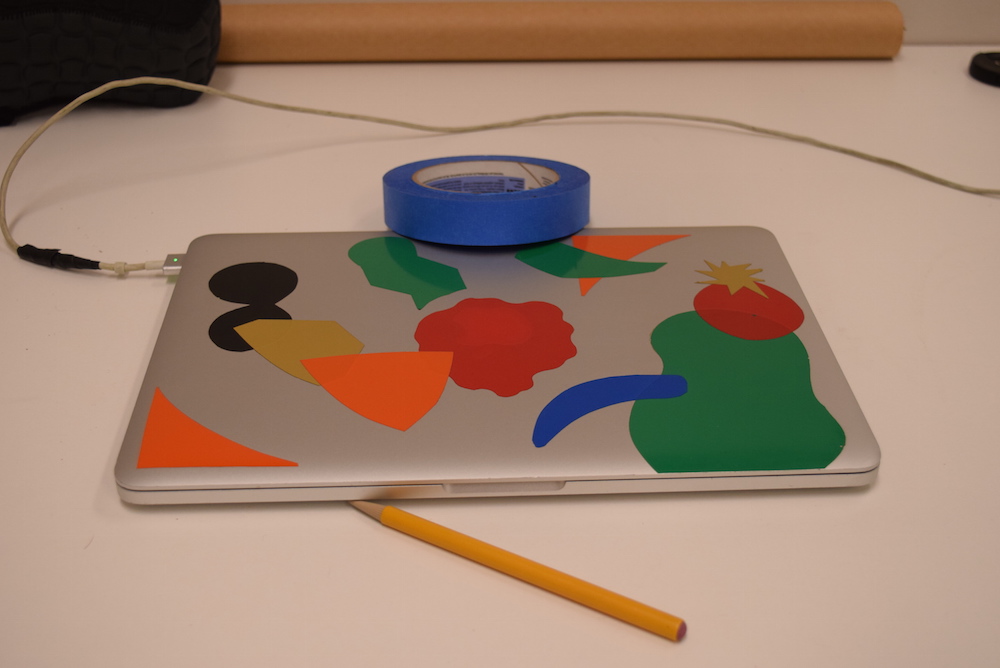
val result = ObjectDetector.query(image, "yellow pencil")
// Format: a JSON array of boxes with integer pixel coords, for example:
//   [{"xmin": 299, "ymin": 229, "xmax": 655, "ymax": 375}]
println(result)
[{"xmin": 349, "ymin": 500, "xmax": 687, "ymax": 641}]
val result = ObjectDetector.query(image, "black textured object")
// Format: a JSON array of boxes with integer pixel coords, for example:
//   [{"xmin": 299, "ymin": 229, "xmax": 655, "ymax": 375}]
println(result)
[
  {"xmin": 17, "ymin": 244, "xmax": 101, "ymax": 270},
  {"xmin": 969, "ymin": 52, "xmax": 1000, "ymax": 88},
  {"xmin": 0, "ymin": 0, "xmax": 220, "ymax": 125}
]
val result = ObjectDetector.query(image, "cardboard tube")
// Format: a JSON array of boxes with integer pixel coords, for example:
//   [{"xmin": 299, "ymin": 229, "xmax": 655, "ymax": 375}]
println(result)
[{"xmin": 218, "ymin": 2, "xmax": 904, "ymax": 62}]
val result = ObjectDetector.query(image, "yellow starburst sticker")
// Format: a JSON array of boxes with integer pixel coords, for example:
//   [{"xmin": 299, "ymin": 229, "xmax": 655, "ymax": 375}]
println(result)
[{"xmin": 696, "ymin": 261, "xmax": 767, "ymax": 296}]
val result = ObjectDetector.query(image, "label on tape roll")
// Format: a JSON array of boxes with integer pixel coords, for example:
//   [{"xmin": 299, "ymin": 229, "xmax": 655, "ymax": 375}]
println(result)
[{"xmin": 383, "ymin": 156, "xmax": 590, "ymax": 246}]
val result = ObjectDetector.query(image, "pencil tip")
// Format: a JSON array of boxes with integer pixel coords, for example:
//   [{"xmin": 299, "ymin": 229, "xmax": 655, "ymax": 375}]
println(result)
[{"xmin": 348, "ymin": 500, "xmax": 385, "ymax": 521}]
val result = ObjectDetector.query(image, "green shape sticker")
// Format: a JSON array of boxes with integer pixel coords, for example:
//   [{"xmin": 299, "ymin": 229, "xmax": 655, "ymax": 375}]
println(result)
[
  {"xmin": 349, "ymin": 237, "xmax": 466, "ymax": 309},
  {"xmin": 515, "ymin": 241, "xmax": 665, "ymax": 279},
  {"xmin": 629, "ymin": 311, "xmax": 845, "ymax": 472}
]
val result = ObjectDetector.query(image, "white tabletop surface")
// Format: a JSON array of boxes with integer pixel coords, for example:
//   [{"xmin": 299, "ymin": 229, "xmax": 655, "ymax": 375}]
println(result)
[{"xmin": 3, "ymin": 45, "xmax": 999, "ymax": 666}]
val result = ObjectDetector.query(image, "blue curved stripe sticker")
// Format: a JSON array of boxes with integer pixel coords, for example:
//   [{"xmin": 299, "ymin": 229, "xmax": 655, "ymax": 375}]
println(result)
[{"xmin": 533, "ymin": 375, "xmax": 687, "ymax": 447}]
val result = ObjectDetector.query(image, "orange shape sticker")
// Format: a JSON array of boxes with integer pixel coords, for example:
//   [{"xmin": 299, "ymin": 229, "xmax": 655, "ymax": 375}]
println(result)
[
  {"xmin": 235, "ymin": 319, "xmax": 364, "ymax": 384},
  {"xmin": 303, "ymin": 352, "xmax": 453, "ymax": 431},
  {"xmin": 138, "ymin": 388, "xmax": 298, "ymax": 468},
  {"xmin": 572, "ymin": 234, "xmax": 688, "ymax": 295}
]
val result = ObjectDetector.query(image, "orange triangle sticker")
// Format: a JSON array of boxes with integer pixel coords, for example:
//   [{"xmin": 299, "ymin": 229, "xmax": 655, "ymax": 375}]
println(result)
[
  {"xmin": 572, "ymin": 234, "xmax": 688, "ymax": 295},
  {"xmin": 577, "ymin": 277, "xmax": 602, "ymax": 297},
  {"xmin": 137, "ymin": 388, "xmax": 298, "ymax": 468},
  {"xmin": 303, "ymin": 352, "xmax": 453, "ymax": 431}
]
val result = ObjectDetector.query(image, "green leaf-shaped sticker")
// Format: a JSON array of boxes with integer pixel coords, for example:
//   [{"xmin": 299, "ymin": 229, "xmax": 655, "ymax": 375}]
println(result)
[{"xmin": 349, "ymin": 237, "xmax": 466, "ymax": 309}]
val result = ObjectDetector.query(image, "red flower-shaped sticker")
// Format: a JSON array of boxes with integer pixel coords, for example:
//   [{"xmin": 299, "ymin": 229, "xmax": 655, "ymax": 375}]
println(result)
[{"xmin": 414, "ymin": 298, "xmax": 577, "ymax": 397}]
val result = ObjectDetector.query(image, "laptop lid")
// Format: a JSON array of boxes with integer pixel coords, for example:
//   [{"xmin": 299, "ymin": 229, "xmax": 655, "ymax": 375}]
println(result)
[{"xmin": 115, "ymin": 226, "xmax": 879, "ymax": 504}]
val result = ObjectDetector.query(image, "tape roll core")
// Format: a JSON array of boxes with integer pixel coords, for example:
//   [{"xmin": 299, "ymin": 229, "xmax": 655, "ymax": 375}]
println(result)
[{"xmin": 383, "ymin": 156, "xmax": 590, "ymax": 246}]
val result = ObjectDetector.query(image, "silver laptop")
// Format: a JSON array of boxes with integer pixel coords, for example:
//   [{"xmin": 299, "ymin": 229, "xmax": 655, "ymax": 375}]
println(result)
[{"xmin": 115, "ymin": 226, "xmax": 879, "ymax": 504}]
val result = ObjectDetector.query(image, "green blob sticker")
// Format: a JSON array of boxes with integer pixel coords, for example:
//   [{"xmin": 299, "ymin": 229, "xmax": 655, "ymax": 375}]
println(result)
[{"xmin": 629, "ymin": 311, "xmax": 845, "ymax": 472}]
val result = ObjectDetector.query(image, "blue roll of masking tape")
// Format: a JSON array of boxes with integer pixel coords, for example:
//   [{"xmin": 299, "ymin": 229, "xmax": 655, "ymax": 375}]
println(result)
[{"xmin": 383, "ymin": 155, "xmax": 590, "ymax": 246}]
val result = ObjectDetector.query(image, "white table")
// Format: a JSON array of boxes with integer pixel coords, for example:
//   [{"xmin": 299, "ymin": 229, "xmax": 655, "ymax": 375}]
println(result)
[{"xmin": 3, "ymin": 46, "xmax": 999, "ymax": 666}]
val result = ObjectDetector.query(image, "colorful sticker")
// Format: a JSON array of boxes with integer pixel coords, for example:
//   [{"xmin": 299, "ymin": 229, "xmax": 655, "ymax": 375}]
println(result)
[
  {"xmin": 234, "ymin": 319, "xmax": 364, "ymax": 384},
  {"xmin": 693, "ymin": 260, "xmax": 804, "ymax": 339},
  {"xmin": 533, "ymin": 375, "xmax": 688, "ymax": 447},
  {"xmin": 303, "ymin": 351, "xmax": 453, "ymax": 431},
  {"xmin": 414, "ymin": 298, "xmax": 576, "ymax": 397},
  {"xmin": 348, "ymin": 237, "xmax": 466, "ymax": 309},
  {"xmin": 571, "ymin": 234, "xmax": 688, "ymax": 295},
  {"xmin": 208, "ymin": 262, "xmax": 298, "ymax": 351},
  {"xmin": 138, "ymin": 388, "xmax": 298, "ymax": 468},
  {"xmin": 515, "ymin": 241, "xmax": 665, "ymax": 281},
  {"xmin": 629, "ymin": 311, "xmax": 845, "ymax": 472}
]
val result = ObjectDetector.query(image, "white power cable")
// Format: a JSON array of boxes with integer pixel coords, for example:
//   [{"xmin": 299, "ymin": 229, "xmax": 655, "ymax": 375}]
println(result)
[{"xmin": 2, "ymin": 76, "xmax": 997, "ymax": 276}]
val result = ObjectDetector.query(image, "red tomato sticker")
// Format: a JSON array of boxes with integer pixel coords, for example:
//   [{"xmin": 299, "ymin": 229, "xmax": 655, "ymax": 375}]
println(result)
[{"xmin": 694, "ymin": 283, "xmax": 804, "ymax": 340}]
